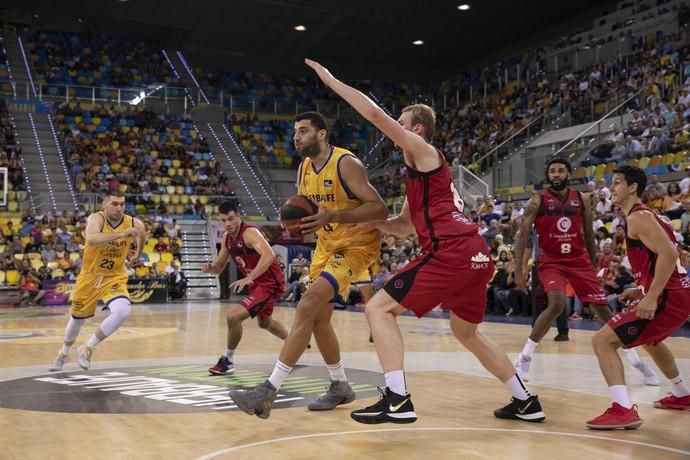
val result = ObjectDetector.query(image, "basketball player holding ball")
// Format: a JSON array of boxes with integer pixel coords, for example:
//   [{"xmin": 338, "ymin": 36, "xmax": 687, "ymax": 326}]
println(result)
[{"xmin": 229, "ymin": 111, "xmax": 388, "ymax": 418}]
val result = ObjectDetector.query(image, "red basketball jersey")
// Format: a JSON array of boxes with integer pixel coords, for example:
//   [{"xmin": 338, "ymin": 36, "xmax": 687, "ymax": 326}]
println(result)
[
  {"xmin": 226, "ymin": 223, "xmax": 284, "ymax": 287},
  {"xmin": 405, "ymin": 150, "xmax": 477, "ymax": 250},
  {"xmin": 534, "ymin": 188, "xmax": 587, "ymax": 259},
  {"xmin": 625, "ymin": 203, "xmax": 689, "ymax": 292}
]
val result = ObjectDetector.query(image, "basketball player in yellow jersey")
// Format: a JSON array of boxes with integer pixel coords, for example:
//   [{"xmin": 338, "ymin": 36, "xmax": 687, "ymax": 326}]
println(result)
[
  {"xmin": 50, "ymin": 191, "xmax": 146, "ymax": 371},
  {"xmin": 229, "ymin": 111, "xmax": 388, "ymax": 418}
]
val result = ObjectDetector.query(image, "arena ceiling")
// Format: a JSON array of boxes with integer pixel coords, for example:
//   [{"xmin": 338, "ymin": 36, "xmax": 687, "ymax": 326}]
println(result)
[{"xmin": 3, "ymin": 0, "xmax": 619, "ymax": 75}]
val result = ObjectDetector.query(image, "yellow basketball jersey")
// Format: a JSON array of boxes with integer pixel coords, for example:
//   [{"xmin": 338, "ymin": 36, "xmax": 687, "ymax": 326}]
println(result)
[
  {"xmin": 298, "ymin": 146, "xmax": 379, "ymax": 253},
  {"xmin": 81, "ymin": 211, "xmax": 133, "ymax": 277}
]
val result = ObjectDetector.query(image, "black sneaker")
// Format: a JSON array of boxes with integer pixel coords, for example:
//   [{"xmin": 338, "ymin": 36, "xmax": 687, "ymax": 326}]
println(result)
[
  {"xmin": 350, "ymin": 387, "xmax": 417, "ymax": 424},
  {"xmin": 494, "ymin": 395, "xmax": 545, "ymax": 422},
  {"xmin": 554, "ymin": 333, "xmax": 570, "ymax": 342},
  {"xmin": 208, "ymin": 356, "xmax": 234, "ymax": 375}
]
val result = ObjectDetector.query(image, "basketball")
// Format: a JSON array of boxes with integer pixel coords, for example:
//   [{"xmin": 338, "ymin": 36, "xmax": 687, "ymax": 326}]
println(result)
[{"xmin": 280, "ymin": 195, "xmax": 318, "ymax": 234}]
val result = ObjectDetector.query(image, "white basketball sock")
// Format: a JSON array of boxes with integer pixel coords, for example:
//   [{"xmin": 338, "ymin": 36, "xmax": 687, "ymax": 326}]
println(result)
[
  {"xmin": 506, "ymin": 374, "xmax": 532, "ymax": 400},
  {"xmin": 62, "ymin": 317, "xmax": 85, "ymax": 354},
  {"xmin": 225, "ymin": 349, "xmax": 235, "ymax": 361},
  {"xmin": 327, "ymin": 360, "xmax": 347, "ymax": 382},
  {"xmin": 623, "ymin": 348, "xmax": 641, "ymax": 366},
  {"xmin": 268, "ymin": 360, "xmax": 293, "ymax": 390},
  {"xmin": 521, "ymin": 338, "xmax": 538, "ymax": 358},
  {"xmin": 670, "ymin": 375, "xmax": 690, "ymax": 397},
  {"xmin": 609, "ymin": 385, "xmax": 633, "ymax": 409},
  {"xmin": 384, "ymin": 370, "xmax": 408, "ymax": 396}
]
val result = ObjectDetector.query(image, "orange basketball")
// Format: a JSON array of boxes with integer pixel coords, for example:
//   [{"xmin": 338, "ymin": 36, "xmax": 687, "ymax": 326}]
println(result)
[{"xmin": 280, "ymin": 195, "xmax": 318, "ymax": 234}]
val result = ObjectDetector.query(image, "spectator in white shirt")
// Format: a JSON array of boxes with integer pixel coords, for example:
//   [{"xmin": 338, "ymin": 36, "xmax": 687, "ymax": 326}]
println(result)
[{"xmin": 679, "ymin": 166, "xmax": 690, "ymax": 195}]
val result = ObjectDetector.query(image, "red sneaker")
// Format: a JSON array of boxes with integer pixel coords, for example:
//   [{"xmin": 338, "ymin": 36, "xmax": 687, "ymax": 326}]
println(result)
[
  {"xmin": 654, "ymin": 394, "xmax": 690, "ymax": 410},
  {"xmin": 586, "ymin": 403, "xmax": 643, "ymax": 430}
]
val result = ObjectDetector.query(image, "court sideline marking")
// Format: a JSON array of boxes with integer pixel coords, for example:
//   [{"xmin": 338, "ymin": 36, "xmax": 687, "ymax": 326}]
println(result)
[{"xmin": 195, "ymin": 426, "xmax": 690, "ymax": 459}]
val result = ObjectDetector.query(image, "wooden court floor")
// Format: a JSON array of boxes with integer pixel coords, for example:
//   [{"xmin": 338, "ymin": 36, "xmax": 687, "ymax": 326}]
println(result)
[{"xmin": 1, "ymin": 301, "xmax": 689, "ymax": 460}]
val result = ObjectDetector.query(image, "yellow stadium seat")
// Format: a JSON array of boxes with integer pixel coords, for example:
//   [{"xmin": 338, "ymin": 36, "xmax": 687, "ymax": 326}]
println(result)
[
  {"xmin": 174, "ymin": 205, "xmax": 185, "ymax": 214},
  {"xmin": 170, "ymin": 194, "xmax": 180, "ymax": 204},
  {"xmin": 0, "ymin": 271, "xmax": 5, "ymax": 284},
  {"xmin": 160, "ymin": 194, "xmax": 171, "ymax": 204},
  {"xmin": 663, "ymin": 153, "xmax": 675, "ymax": 166},
  {"xmin": 166, "ymin": 185, "xmax": 176, "ymax": 195},
  {"xmin": 180, "ymin": 195, "xmax": 190, "ymax": 204},
  {"xmin": 199, "ymin": 195, "xmax": 209, "ymax": 204},
  {"xmin": 672, "ymin": 219, "xmax": 682, "ymax": 231},
  {"xmin": 593, "ymin": 164, "xmax": 606, "ymax": 180},
  {"xmin": 155, "ymin": 261, "xmax": 169, "ymax": 273},
  {"xmin": 648, "ymin": 155, "xmax": 662, "ymax": 168},
  {"xmin": 51, "ymin": 269, "xmax": 65, "ymax": 278},
  {"xmin": 46, "ymin": 261, "xmax": 59, "ymax": 270},
  {"xmin": 30, "ymin": 260, "xmax": 43, "ymax": 271},
  {"xmin": 146, "ymin": 237, "xmax": 158, "ymax": 247},
  {"xmin": 13, "ymin": 253, "xmax": 23, "ymax": 261},
  {"xmin": 69, "ymin": 252, "xmax": 80, "ymax": 262},
  {"xmin": 160, "ymin": 252, "xmax": 173, "ymax": 263},
  {"xmin": 638, "ymin": 157, "xmax": 650, "ymax": 169},
  {"xmin": 135, "ymin": 204, "xmax": 147, "ymax": 214},
  {"xmin": 27, "ymin": 252, "xmax": 42, "ymax": 262},
  {"xmin": 5, "ymin": 270, "xmax": 20, "ymax": 285},
  {"xmin": 147, "ymin": 252, "xmax": 161, "ymax": 264},
  {"xmin": 172, "ymin": 159, "xmax": 181, "ymax": 168}
]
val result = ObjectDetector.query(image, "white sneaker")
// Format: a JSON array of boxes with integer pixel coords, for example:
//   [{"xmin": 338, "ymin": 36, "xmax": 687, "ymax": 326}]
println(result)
[
  {"xmin": 514, "ymin": 353, "xmax": 531, "ymax": 382},
  {"xmin": 77, "ymin": 345, "xmax": 96, "ymax": 370},
  {"xmin": 633, "ymin": 361, "xmax": 660, "ymax": 386},
  {"xmin": 49, "ymin": 351, "xmax": 69, "ymax": 371}
]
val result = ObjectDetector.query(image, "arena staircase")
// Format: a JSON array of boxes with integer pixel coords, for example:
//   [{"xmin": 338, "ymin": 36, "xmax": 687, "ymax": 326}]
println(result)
[
  {"xmin": 177, "ymin": 219, "xmax": 219, "ymax": 299},
  {"xmin": 10, "ymin": 112, "xmax": 78, "ymax": 212}
]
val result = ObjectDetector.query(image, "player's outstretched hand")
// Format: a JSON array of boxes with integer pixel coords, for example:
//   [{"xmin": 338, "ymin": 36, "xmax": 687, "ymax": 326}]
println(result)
[
  {"xmin": 121, "ymin": 227, "xmax": 138, "ymax": 239},
  {"xmin": 619, "ymin": 286, "xmax": 644, "ymax": 304},
  {"xmin": 230, "ymin": 277, "xmax": 253, "ymax": 293},
  {"xmin": 305, "ymin": 59, "xmax": 335, "ymax": 87}
]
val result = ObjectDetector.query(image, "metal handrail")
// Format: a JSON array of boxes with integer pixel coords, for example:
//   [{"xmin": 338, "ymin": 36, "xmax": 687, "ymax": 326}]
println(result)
[
  {"xmin": 471, "ymin": 112, "xmax": 545, "ymax": 166},
  {"xmin": 555, "ymin": 87, "xmax": 644, "ymax": 158}
]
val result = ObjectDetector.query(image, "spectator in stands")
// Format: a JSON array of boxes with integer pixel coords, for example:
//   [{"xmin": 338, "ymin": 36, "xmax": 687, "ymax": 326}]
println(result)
[
  {"xmin": 605, "ymin": 264, "xmax": 635, "ymax": 312},
  {"xmin": 165, "ymin": 219, "xmax": 181, "ymax": 239},
  {"xmin": 611, "ymin": 224, "xmax": 627, "ymax": 255},
  {"xmin": 291, "ymin": 252, "xmax": 308, "ymax": 266},
  {"xmin": 19, "ymin": 270, "xmax": 46, "ymax": 306},
  {"xmin": 679, "ymin": 166, "xmax": 690, "ymax": 195},
  {"xmin": 624, "ymin": 135, "xmax": 643, "ymax": 159},
  {"xmin": 595, "ymin": 191, "xmax": 613, "ymax": 220},
  {"xmin": 24, "ymin": 236, "xmax": 40, "ymax": 254},
  {"xmin": 483, "ymin": 219, "xmax": 500, "ymax": 246},
  {"xmin": 598, "ymin": 242, "xmax": 621, "ymax": 270},
  {"xmin": 663, "ymin": 182, "xmax": 684, "ymax": 219},
  {"xmin": 610, "ymin": 206, "xmax": 626, "ymax": 230},
  {"xmin": 643, "ymin": 185, "xmax": 664, "ymax": 212},
  {"xmin": 481, "ymin": 204, "xmax": 502, "ymax": 226},
  {"xmin": 1, "ymin": 220, "xmax": 15, "ymax": 238},
  {"xmin": 595, "ymin": 227, "xmax": 613, "ymax": 252},
  {"xmin": 167, "ymin": 261, "xmax": 187, "ymax": 300},
  {"xmin": 7, "ymin": 235, "xmax": 22, "ymax": 255},
  {"xmin": 647, "ymin": 174, "xmax": 666, "ymax": 196},
  {"xmin": 591, "ymin": 209, "xmax": 605, "ymax": 233},
  {"xmin": 154, "ymin": 238, "xmax": 168, "ymax": 253},
  {"xmin": 284, "ymin": 266, "xmax": 309, "ymax": 303}
]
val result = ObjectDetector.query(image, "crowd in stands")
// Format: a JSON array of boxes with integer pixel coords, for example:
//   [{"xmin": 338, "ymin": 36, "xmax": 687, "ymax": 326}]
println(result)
[
  {"xmin": 24, "ymin": 31, "xmax": 180, "ymax": 90},
  {"xmin": 1, "ymin": 209, "xmax": 185, "ymax": 305},
  {"xmin": 0, "ymin": 100, "xmax": 28, "ymax": 211},
  {"xmin": 56, "ymin": 102, "xmax": 230, "ymax": 216}
]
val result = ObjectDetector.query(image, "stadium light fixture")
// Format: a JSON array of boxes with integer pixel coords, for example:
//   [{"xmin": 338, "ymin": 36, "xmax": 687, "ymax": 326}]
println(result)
[
  {"xmin": 294, "ymin": 25, "xmax": 307, "ymax": 31},
  {"xmin": 457, "ymin": 4, "xmax": 470, "ymax": 10},
  {"xmin": 412, "ymin": 40, "xmax": 424, "ymax": 45}
]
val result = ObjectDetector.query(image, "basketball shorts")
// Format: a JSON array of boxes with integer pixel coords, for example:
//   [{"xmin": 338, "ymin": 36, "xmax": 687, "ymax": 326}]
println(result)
[
  {"xmin": 310, "ymin": 246, "xmax": 378, "ymax": 304},
  {"xmin": 384, "ymin": 234, "xmax": 493, "ymax": 323},
  {"xmin": 537, "ymin": 253, "xmax": 608, "ymax": 305},
  {"xmin": 71, "ymin": 273, "xmax": 130, "ymax": 319},
  {"xmin": 240, "ymin": 282, "xmax": 284, "ymax": 321},
  {"xmin": 609, "ymin": 289, "xmax": 690, "ymax": 348}
]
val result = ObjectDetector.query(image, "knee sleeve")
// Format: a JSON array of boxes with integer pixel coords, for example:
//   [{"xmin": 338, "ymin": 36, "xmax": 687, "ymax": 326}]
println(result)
[{"xmin": 99, "ymin": 297, "xmax": 132, "ymax": 336}]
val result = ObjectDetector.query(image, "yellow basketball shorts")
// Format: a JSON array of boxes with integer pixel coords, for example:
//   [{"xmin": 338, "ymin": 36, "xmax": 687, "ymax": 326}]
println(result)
[
  {"xmin": 70, "ymin": 273, "xmax": 130, "ymax": 319},
  {"xmin": 310, "ymin": 246, "xmax": 377, "ymax": 303}
]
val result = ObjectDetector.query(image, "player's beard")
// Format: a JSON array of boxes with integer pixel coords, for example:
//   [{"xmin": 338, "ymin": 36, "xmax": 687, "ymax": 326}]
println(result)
[
  {"xmin": 548, "ymin": 177, "xmax": 568, "ymax": 191},
  {"xmin": 295, "ymin": 136, "xmax": 320, "ymax": 158}
]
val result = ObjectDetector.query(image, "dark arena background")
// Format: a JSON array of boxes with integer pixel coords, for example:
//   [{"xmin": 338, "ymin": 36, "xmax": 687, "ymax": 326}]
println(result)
[{"xmin": 0, "ymin": 1, "xmax": 689, "ymax": 458}]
